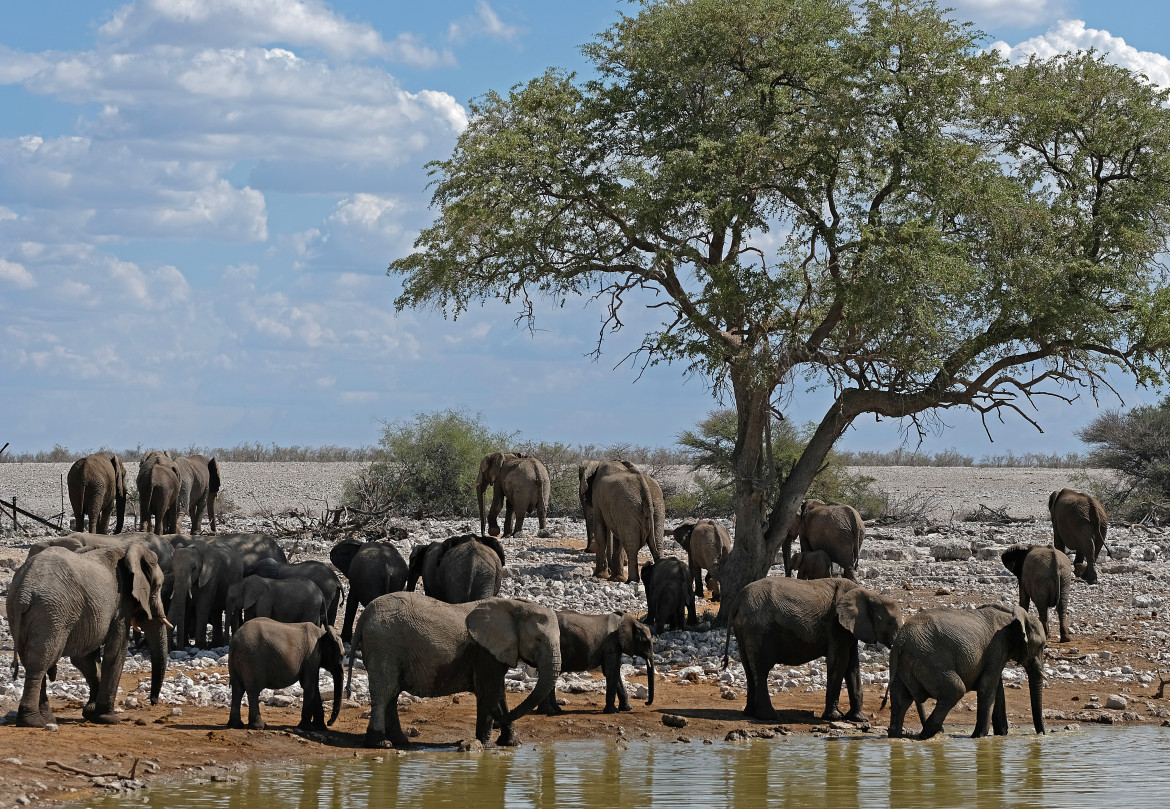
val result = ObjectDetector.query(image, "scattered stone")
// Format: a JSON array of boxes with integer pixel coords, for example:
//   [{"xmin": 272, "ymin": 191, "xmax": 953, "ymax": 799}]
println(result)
[
  {"xmin": 1106, "ymin": 695, "xmax": 1128, "ymax": 710},
  {"xmin": 725, "ymin": 729, "xmax": 750, "ymax": 741},
  {"xmin": 662, "ymin": 714, "xmax": 688, "ymax": 729},
  {"xmin": 457, "ymin": 739, "xmax": 483, "ymax": 752}
]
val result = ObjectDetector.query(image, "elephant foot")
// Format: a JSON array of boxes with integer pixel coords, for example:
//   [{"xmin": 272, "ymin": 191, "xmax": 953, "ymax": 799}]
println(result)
[
  {"xmin": 1059, "ymin": 633, "xmax": 1072, "ymax": 643},
  {"xmin": 363, "ymin": 730, "xmax": 391, "ymax": 749},
  {"xmin": 603, "ymin": 705, "xmax": 619, "ymax": 714},
  {"xmin": 843, "ymin": 710, "xmax": 866, "ymax": 723},
  {"xmin": 496, "ymin": 731, "xmax": 520, "ymax": 747},
  {"xmin": 88, "ymin": 712, "xmax": 121, "ymax": 725},
  {"xmin": 822, "ymin": 708, "xmax": 844, "ymax": 721},
  {"xmin": 14, "ymin": 708, "xmax": 52, "ymax": 728},
  {"xmin": 227, "ymin": 718, "xmax": 246, "ymax": 729},
  {"xmin": 750, "ymin": 705, "xmax": 778, "ymax": 721},
  {"xmin": 616, "ymin": 703, "xmax": 633, "ymax": 713},
  {"xmin": 609, "ymin": 574, "xmax": 629, "ymax": 584}
]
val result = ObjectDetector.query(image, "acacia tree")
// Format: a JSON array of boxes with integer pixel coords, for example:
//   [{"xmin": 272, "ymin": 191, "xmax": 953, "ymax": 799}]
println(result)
[{"xmin": 390, "ymin": 0, "xmax": 1170, "ymax": 610}]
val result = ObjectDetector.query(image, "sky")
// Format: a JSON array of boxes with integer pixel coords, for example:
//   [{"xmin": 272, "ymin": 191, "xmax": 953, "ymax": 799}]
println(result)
[{"xmin": 1, "ymin": 0, "xmax": 1168, "ymax": 458}]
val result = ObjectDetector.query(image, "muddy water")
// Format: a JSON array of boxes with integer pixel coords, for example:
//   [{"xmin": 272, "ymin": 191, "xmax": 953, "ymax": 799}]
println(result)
[{"xmin": 85, "ymin": 728, "xmax": 1170, "ymax": 808}]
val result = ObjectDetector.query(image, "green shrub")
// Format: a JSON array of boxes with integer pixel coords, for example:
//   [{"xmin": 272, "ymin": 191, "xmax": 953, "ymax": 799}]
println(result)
[{"xmin": 1078, "ymin": 397, "xmax": 1170, "ymax": 524}]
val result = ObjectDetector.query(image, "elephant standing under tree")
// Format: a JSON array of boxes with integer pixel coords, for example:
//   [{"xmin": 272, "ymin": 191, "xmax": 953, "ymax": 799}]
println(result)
[
  {"xmin": 7, "ymin": 543, "xmax": 171, "ymax": 727},
  {"xmin": 1049, "ymin": 489, "xmax": 1108, "ymax": 585},
  {"xmin": 784, "ymin": 499, "xmax": 864, "ymax": 581},
  {"xmin": 349, "ymin": 593, "xmax": 561, "ymax": 748},
  {"xmin": 174, "ymin": 454, "xmax": 220, "ymax": 534},
  {"xmin": 407, "ymin": 534, "xmax": 505, "ymax": 603},
  {"xmin": 673, "ymin": 519, "xmax": 731, "ymax": 600},
  {"xmin": 1002, "ymin": 543, "xmax": 1073, "ymax": 643},
  {"xmin": 539, "ymin": 610, "xmax": 655, "ymax": 714},
  {"xmin": 477, "ymin": 451, "xmax": 551, "ymax": 537},
  {"xmin": 723, "ymin": 577, "xmax": 902, "ymax": 721},
  {"xmin": 137, "ymin": 450, "xmax": 182, "ymax": 535},
  {"xmin": 67, "ymin": 453, "xmax": 128, "ymax": 534},
  {"xmin": 885, "ymin": 604, "xmax": 1048, "ymax": 739},
  {"xmin": 228, "ymin": 618, "xmax": 345, "ymax": 731},
  {"xmin": 581, "ymin": 460, "xmax": 664, "ymax": 585},
  {"xmin": 330, "ymin": 538, "xmax": 408, "ymax": 644},
  {"xmin": 641, "ymin": 557, "xmax": 696, "ymax": 634}
]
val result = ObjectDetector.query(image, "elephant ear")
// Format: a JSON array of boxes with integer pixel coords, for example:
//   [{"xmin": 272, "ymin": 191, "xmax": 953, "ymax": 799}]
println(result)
[
  {"xmin": 835, "ymin": 587, "xmax": 876, "ymax": 642},
  {"xmin": 123, "ymin": 542, "xmax": 159, "ymax": 619},
  {"xmin": 673, "ymin": 523, "xmax": 693, "ymax": 548},
  {"xmin": 241, "ymin": 578, "xmax": 263, "ymax": 611},
  {"xmin": 406, "ymin": 544, "xmax": 431, "ymax": 591},
  {"xmin": 476, "ymin": 534, "xmax": 506, "ymax": 566},
  {"xmin": 1001, "ymin": 545, "xmax": 1030, "ymax": 577},
  {"xmin": 330, "ymin": 540, "xmax": 362, "ymax": 577},
  {"xmin": 1010, "ymin": 605, "xmax": 1034, "ymax": 646},
  {"xmin": 617, "ymin": 612, "xmax": 637, "ymax": 650},
  {"xmin": 582, "ymin": 468, "xmax": 599, "ymax": 507},
  {"xmin": 197, "ymin": 551, "xmax": 216, "ymax": 588},
  {"xmin": 320, "ymin": 625, "xmax": 345, "ymax": 667},
  {"xmin": 1048, "ymin": 490, "xmax": 1060, "ymax": 513},
  {"xmin": 207, "ymin": 457, "xmax": 221, "ymax": 494},
  {"xmin": 110, "ymin": 455, "xmax": 127, "ymax": 498},
  {"xmin": 466, "ymin": 599, "xmax": 520, "ymax": 667},
  {"xmin": 641, "ymin": 561, "xmax": 656, "ymax": 591}
]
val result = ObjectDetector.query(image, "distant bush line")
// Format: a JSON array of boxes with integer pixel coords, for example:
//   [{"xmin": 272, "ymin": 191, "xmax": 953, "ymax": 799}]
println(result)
[{"xmin": 0, "ymin": 443, "xmax": 377, "ymax": 463}]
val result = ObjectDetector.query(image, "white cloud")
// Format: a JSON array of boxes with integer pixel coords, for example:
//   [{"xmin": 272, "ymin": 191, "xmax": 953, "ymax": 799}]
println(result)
[
  {"xmin": 0, "ymin": 258, "xmax": 35, "ymax": 288},
  {"xmin": 448, "ymin": 2, "xmax": 522, "ymax": 45},
  {"xmin": 949, "ymin": 1, "xmax": 1068, "ymax": 29},
  {"xmin": 991, "ymin": 20, "xmax": 1170, "ymax": 87}
]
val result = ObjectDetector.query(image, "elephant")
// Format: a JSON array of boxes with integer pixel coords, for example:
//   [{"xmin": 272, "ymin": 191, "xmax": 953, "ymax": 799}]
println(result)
[
  {"xmin": 1002, "ymin": 543, "xmax": 1073, "ymax": 643},
  {"xmin": 174, "ymin": 454, "xmax": 220, "ymax": 534},
  {"xmin": 209, "ymin": 532, "xmax": 287, "ymax": 575},
  {"xmin": 791, "ymin": 549, "xmax": 834, "ymax": 580},
  {"xmin": 227, "ymin": 575, "xmax": 329, "ymax": 632},
  {"xmin": 137, "ymin": 450, "xmax": 181, "ymax": 535},
  {"xmin": 330, "ymin": 538, "xmax": 409, "ymax": 644},
  {"xmin": 672, "ymin": 519, "xmax": 732, "ymax": 600},
  {"xmin": 578, "ymin": 459, "xmax": 604, "ymax": 553},
  {"xmin": 1049, "ymin": 489, "xmax": 1109, "ymax": 584},
  {"xmin": 885, "ymin": 604, "xmax": 1048, "ymax": 739},
  {"xmin": 253, "ymin": 558, "xmax": 343, "ymax": 628},
  {"xmin": 784, "ymin": 498, "xmax": 864, "ymax": 581},
  {"xmin": 66, "ymin": 453, "xmax": 127, "ymax": 534},
  {"xmin": 640, "ymin": 556, "xmax": 696, "ymax": 634},
  {"xmin": 580, "ymin": 459, "xmax": 664, "ymax": 585},
  {"xmin": 476, "ymin": 451, "xmax": 551, "ymax": 537},
  {"xmin": 538, "ymin": 610, "xmax": 655, "ymax": 715},
  {"xmin": 6, "ymin": 542, "xmax": 170, "ymax": 726},
  {"xmin": 407, "ymin": 534, "xmax": 506, "ymax": 603},
  {"xmin": 722, "ymin": 576, "xmax": 903, "ymax": 722},
  {"xmin": 348, "ymin": 592, "xmax": 561, "ymax": 749},
  {"xmin": 227, "ymin": 618, "xmax": 345, "ymax": 731},
  {"xmin": 169, "ymin": 539, "xmax": 244, "ymax": 649}
]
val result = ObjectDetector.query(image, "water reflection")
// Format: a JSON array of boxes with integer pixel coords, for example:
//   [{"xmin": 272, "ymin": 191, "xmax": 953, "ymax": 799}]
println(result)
[{"xmin": 84, "ymin": 728, "xmax": 1170, "ymax": 809}]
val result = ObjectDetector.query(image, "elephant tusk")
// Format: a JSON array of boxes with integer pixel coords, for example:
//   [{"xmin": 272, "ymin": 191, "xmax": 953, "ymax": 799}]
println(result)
[{"xmin": 162, "ymin": 617, "xmax": 174, "ymax": 629}]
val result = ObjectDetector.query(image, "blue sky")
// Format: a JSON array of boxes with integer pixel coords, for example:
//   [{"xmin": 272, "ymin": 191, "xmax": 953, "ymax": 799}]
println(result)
[{"xmin": 1, "ymin": 0, "xmax": 1167, "ymax": 457}]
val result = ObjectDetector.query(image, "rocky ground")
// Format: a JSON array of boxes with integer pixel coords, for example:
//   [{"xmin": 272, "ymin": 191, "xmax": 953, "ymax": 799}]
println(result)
[{"xmin": 0, "ymin": 463, "xmax": 1166, "ymax": 808}]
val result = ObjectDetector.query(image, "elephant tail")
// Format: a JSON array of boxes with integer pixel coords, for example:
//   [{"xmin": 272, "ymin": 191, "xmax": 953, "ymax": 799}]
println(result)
[{"xmin": 345, "ymin": 615, "xmax": 363, "ymax": 700}]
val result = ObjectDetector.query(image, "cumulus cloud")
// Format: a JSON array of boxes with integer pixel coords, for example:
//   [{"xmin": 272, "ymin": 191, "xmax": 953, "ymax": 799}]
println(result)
[
  {"xmin": 448, "ymin": 2, "xmax": 523, "ymax": 44},
  {"xmin": 991, "ymin": 20, "xmax": 1170, "ymax": 86},
  {"xmin": 0, "ymin": 258, "xmax": 35, "ymax": 288},
  {"xmin": 949, "ymin": 1, "xmax": 1068, "ymax": 29}
]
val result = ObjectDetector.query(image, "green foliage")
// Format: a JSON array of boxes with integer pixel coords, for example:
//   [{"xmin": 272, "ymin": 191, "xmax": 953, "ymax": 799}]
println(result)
[{"xmin": 1078, "ymin": 397, "xmax": 1170, "ymax": 523}]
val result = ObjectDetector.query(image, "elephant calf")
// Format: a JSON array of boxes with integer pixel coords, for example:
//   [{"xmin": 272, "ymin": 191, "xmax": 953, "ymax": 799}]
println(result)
[
  {"xmin": 539, "ymin": 610, "xmax": 655, "ymax": 715},
  {"xmin": 228, "ymin": 618, "xmax": 345, "ymax": 731},
  {"xmin": 673, "ymin": 519, "xmax": 731, "ymax": 600},
  {"xmin": 791, "ymin": 549, "xmax": 833, "ymax": 580},
  {"xmin": 227, "ymin": 575, "xmax": 329, "ymax": 632},
  {"xmin": 641, "ymin": 557, "xmax": 696, "ymax": 634},
  {"xmin": 1002, "ymin": 544, "xmax": 1073, "ymax": 643}
]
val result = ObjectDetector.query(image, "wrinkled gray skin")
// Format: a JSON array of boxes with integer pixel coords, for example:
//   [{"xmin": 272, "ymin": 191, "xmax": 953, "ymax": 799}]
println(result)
[
  {"xmin": 7, "ymin": 543, "xmax": 170, "ymax": 726},
  {"xmin": 477, "ymin": 451, "xmax": 551, "ymax": 537},
  {"xmin": 784, "ymin": 499, "xmax": 864, "ymax": 581},
  {"xmin": 227, "ymin": 575, "xmax": 329, "ymax": 631},
  {"xmin": 1049, "ymin": 489, "xmax": 1108, "ymax": 585},
  {"xmin": 886, "ymin": 604, "xmax": 1047, "ymax": 739},
  {"xmin": 137, "ymin": 451, "xmax": 182, "ymax": 534},
  {"xmin": 641, "ymin": 557, "xmax": 696, "ymax": 634},
  {"xmin": 169, "ymin": 540, "xmax": 244, "ymax": 649},
  {"xmin": 173, "ymin": 454, "xmax": 220, "ymax": 534},
  {"xmin": 1002, "ymin": 544, "xmax": 1073, "ymax": 643},
  {"xmin": 67, "ymin": 453, "xmax": 127, "ymax": 534},
  {"xmin": 722, "ymin": 577, "xmax": 903, "ymax": 722},
  {"xmin": 253, "ymin": 558, "xmax": 343, "ymax": 628},
  {"xmin": 673, "ymin": 520, "xmax": 731, "ymax": 600},
  {"xmin": 407, "ymin": 534, "xmax": 505, "ymax": 604},
  {"xmin": 228, "ymin": 618, "xmax": 345, "ymax": 731},
  {"xmin": 578, "ymin": 460, "xmax": 605, "ymax": 554},
  {"xmin": 330, "ymin": 539, "xmax": 408, "ymax": 644},
  {"xmin": 791, "ymin": 549, "xmax": 834, "ymax": 580},
  {"xmin": 581, "ymin": 460, "xmax": 664, "ymax": 585},
  {"xmin": 538, "ymin": 611, "xmax": 655, "ymax": 715},
  {"xmin": 349, "ymin": 593, "xmax": 561, "ymax": 749},
  {"xmin": 209, "ymin": 533, "xmax": 287, "ymax": 575}
]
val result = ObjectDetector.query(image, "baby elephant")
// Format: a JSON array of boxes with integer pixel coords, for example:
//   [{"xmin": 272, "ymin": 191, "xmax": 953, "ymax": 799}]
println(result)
[
  {"xmin": 228, "ymin": 618, "xmax": 345, "ymax": 731},
  {"xmin": 539, "ymin": 611, "xmax": 655, "ymax": 715},
  {"xmin": 641, "ymin": 557, "xmax": 696, "ymax": 634},
  {"xmin": 672, "ymin": 520, "xmax": 731, "ymax": 600},
  {"xmin": 791, "ymin": 550, "xmax": 833, "ymax": 580},
  {"xmin": 1002, "ymin": 544, "xmax": 1073, "ymax": 643}
]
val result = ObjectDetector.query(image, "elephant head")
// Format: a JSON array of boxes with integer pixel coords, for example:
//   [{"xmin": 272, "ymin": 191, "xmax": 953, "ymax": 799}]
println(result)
[
  {"xmin": 1006, "ymin": 604, "xmax": 1048, "ymax": 735},
  {"xmin": 330, "ymin": 538, "xmax": 364, "ymax": 579},
  {"xmin": 122, "ymin": 542, "xmax": 169, "ymax": 627},
  {"xmin": 476, "ymin": 452, "xmax": 509, "ymax": 535},
  {"xmin": 465, "ymin": 598, "xmax": 562, "ymax": 723},
  {"xmin": 672, "ymin": 522, "xmax": 696, "ymax": 550},
  {"xmin": 617, "ymin": 612, "xmax": 655, "ymax": 706},
  {"xmin": 835, "ymin": 585, "xmax": 902, "ymax": 648},
  {"xmin": 319, "ymin": 625, "xmax": 346, "ymax": 726},
  {"xmin": 1001, "ymin": 544, "xmax": 1031, "ymax": 578},
  {"xmin": 406, "ymin": 541, "xmax": 444, "ymax": 598}
]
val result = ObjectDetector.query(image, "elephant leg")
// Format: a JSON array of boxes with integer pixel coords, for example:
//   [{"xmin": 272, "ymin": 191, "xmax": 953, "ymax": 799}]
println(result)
[
  {"xmin": 487, "ymin": 490, "xmax": 505, "ymax": 537},
  {"xmin": 972, "ymin": 671, "xmax": 1002, "ymax": 737},
  {"xmin": 592, "ymin": 523, "xmax": 609, "ymax": 578},
  {"xmin": 1036, "ymin": 605, "xmax": 1051, "ymax": 643},
  {"xmin": 511, "ymin": 499, "xmax": 525, "ymax": 537},
  {"xmin": 194, "ymin": 593, "xmax": 213, "ymax": 649},
  {"xmin": 607, "ymin": 536, "xmax": 628, "ymax": 583},
  {"xmin": 300, "ymin": 674, "xmax": 324, "ymax": 731},
  {"xmin": 228, "ymin": 678, "xmax": 246, "ymax": 728},
  {"xmin": 341, "ymin": 597, "xmax": 359, "ymax": 645},
  {"xmin": 16, "ymin": 669, "xmax": 53, "ymax": 728},
  {"xmin": 246, "ymin": 686, "xmax": 266, "ymax": 730},
  {"xmin": 1057, "ymin": 597, "xmax": 1071, "ymax": 643},
  {"xmin": 73, "ymin": 652, "xmax": 102, "ymax": 715},
  {"xmin": 991, "ymin": 678, "xmax": 1009, "ymax": 736},
  {"xmin": 191, "ymin": 502, "xmax": 206, "ymax": 534},
  {"xmin": 782, "ymin": 536, "xmax": 795, "ymax": 577},
  {"xmin": 887, "ymin": 679, "xmax": 912, "ymax": 738},
  {"xmin": 1083, "ymin": 555, "xmax": 1098, "ymax": 585},
  {"xmin": 536, "ymin": 496, "xmax": 547, "ymax": 531},
  {"xmin": 97, "ymin": 509, "xmax": 111, "ymax": 534},
  {"xmin": 824, "ymin": 643, "xmax": 863, "ymax": 721},
  {"xmin": 741, "ymin": 640, "xmax": 777, "ymax": 720},
  {"xmin": 90, "ymin": 638, "xmax": 127, "ymax": 723},
  {"xmin": 919, "ymin": 674, "xmax": 965, "ymax": 740},
  {"xmin": 604, "ymin": 651, "xmax": 632, "ymax": 713},
  {"xmin": 503, "ymin": 497, "xmax": 516, "ymax": 537}
]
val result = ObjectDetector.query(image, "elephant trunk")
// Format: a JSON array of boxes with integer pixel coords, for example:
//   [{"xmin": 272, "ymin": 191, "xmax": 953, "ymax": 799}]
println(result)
[
  {"xmin": 506, "ymin": 645, "xmax": 562, "ymax": 724},
  {"xmin": 1026, "ymin": 662, "xmax": 1046, "ymax": 735},
  {"xmin": 328, "ymin": 663, "xmax": 344, "ymax": 726},
  {"xmin": 476, "ymin": 478, "xmax": 488, "ymax": 536},
  {"xmin": 143, "ymin": 618, "xmax": 168, "ymax": 705},
  {"xmin": 645, "ymin": 653, "xmax": 655, "ymax": 706}
]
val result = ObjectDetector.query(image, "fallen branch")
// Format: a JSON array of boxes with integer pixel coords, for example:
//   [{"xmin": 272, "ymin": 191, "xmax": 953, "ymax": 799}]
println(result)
[
  {"xmin": 1155, "ymin": 677, "xmax": 1170, "ymax": 699},
  {"xmin": 46, "ymin": 757, "xmax": 139, "ymax": 780}
]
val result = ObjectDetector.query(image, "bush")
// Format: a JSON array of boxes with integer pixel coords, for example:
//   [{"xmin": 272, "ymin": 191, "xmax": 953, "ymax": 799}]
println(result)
[{"xmin": 1078, "ymin": 397, "xmax": 1170, "ymax": 523}]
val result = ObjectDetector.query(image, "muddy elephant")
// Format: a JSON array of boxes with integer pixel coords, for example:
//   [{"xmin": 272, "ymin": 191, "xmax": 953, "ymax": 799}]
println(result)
[
  {"xmin": 1002, "ymin": 543, "xmax": 1073, "ymax": 643},
  {"xmin": 169, "ymin": 540, "xmax": 244, "ymax": 649},
  {"xmin": 67, "ymin": 453, "xmax": 128, "ymax": 534},
  {"xmin": 783, "ymin": 499, "xmax": 864, "ymax": 581},
  {"xmin": 227, "ymin": 575, "xmax": 329, "ymax": 632},
  {"xmin": 1049, "ymin": 489, "xmax": 1108, "ymax": 585},
  {"xmin": 137, "ymin": 450, "xmax": 181, "ymax": 535},
  {"xmin": 673, "ymin": 519, "xmax": 731, "ymax": 600},
  {"xmin": 791, "ymin": 549, "xmax": 834, "ymax": 580},
  {"xmin": 228, "ymin": 618, "xmax": 345, "ymax": 731},
  {"xmin": 886, "ymin": 604, "xmax": 1048, "ymax": 739},
  {"xmin": 407, "ymin": 534, "xmax": 505, "ymax": 603},
  {"xmin": 253, "ymin": 558, "xmax": 343, "ymax": 628},
  {"xmin": 722, "ymin": 577, "xmax": 902, "ymax": 721},
  {"xmin": 174, "ymin": 454, "xmax": 220, "ymax": 534},
  {"xmin": 330, "ymin": 538, "xmax": 408, "ymax": 644},
  {"xmin": 348, "ymin": 593, "xmax": 562, "ymax": 748},
  {"xmin": 641, "ymin": 556, "xmax": 696, "ymax": 634},
  {"xmin": 7, "ymin": 542, "xmax": 170, "ymax": 726},
  {"xmin": 477, "ymin": 451, "xmax": 551, "ymax": 537},
  {"xmin": 580, "ymin": 460, "xmax": 664, "ymax": 585},
  {"xmin": 539, "ymin": 610, "xmax": 655, "ymax": 715}
]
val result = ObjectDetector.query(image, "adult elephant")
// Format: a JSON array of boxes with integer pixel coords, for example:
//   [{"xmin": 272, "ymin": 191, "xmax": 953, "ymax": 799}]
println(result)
[
  {"xmin": 886, "ymin": 604, "xmax": 1048, "ymax": 739},
  {"xmin": 253, "ymin": 559, "xmax": 343, "ymax": 628},
  {"xmin": 783, "ymin": 499, "xmax": 864, "ymax": 581},
  {"xmin": 174, "ymin": 454, "xmax": 221, "ymax": 534},
  {"xmin": 348, "ymin": 593, "xmax": 561, "ymax": 748},
  {"xmin": 137, "ymin": 450, "xmax": 181, "ymax": 535},
  {"xmin": 209, "ymin": 533, "xmax": 287, "ymax": 575},
  {"xmin": 1002, "ymin": 543, "xmax": 1073, "ymax": 643},
  {"xmin": 539, "ymin": 610, "xmax": 655, "ymax": 715},
  {"xmin": 407, "ymin": 534, "xmax": 505, "ymax": 603},
  {"xmin": 330, "ymin": 538, "xmax": 408, "ymax": 644},
  {"xmin": 7, "ymin": 542, "xmax": 170, "ymax": 726},
  {"xmin": 169, "ymin": 540, "xmax": 244, "ymax": 649},
  {"xmin": 476, "ymin": 451, "xmax": 550, "ymax": 537},
  {"xmin": 1049, "ymin": 489, "xmax": 1109, "ymax": 584},
  {"xmin": 226, "ymin": 576, "xmax": 329, "ymax": 632},
  {"xmin": 580, "ymin": 460, "xmax": 664, "ymax": 585},
  {"xmin": 66, "ymin": 453, "xmax": 128, "ymax": 534},
  {"xmin": 722, "ymin": 577, "xmax": 902, "ymax": 721},
  {"xmin": 672, "ymin": 519, "xmax": 732, "ymax": 600}
]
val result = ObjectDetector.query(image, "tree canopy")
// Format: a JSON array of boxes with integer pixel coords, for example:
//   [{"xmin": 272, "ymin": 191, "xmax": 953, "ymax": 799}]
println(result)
[{"xmin": 390, "ymin": 0, "xmax": 1170, "ymax": 608}]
